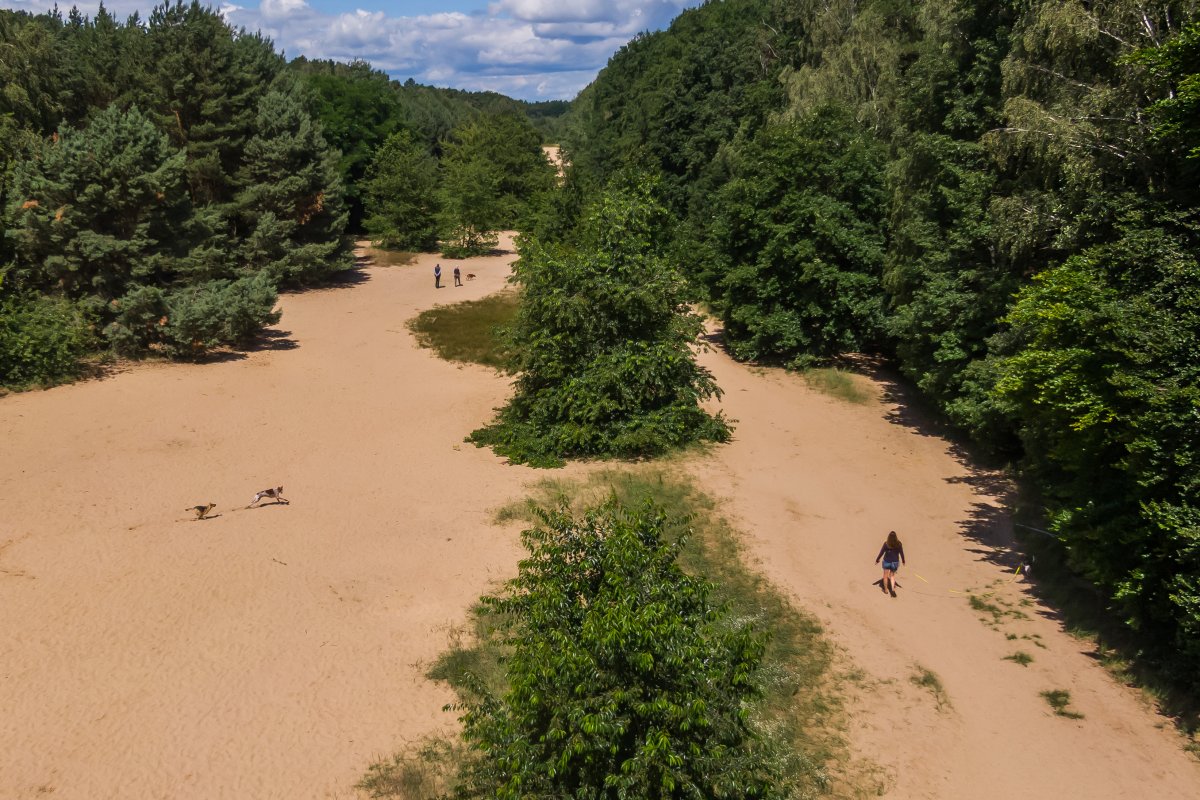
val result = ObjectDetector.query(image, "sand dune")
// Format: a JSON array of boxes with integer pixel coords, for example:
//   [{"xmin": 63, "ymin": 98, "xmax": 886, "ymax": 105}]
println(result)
[{"xmin": 2, "ymin": 238, "xmax": 1196, "ymax": 799}]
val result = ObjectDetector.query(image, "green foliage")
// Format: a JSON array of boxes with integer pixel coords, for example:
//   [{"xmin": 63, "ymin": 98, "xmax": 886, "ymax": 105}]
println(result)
[
  {"xmin": 1040, "ymin": 689, "xmax": 1084, "ymax": 719},
  {"xmin": 469, "ymin": 182, "xmax": 730, "ymax": 466},
  {"xmin": 408, "ymin": 291, "xmax": 519, "ymax": 371},
  {"xmin": 438, "ymin": 113, "xmax": 554, "ymax": 255},
  {"xmin": 235, "ymin": 85, "xmax": 351, "ymax": 285},
  {"xmin": 5, "ymin": 104, "xmax": 195, "ymax": 300},
  {"xmin": 995, "ymin": 213, "xmax": 1200, "ymax": 687},
  {"xmin": 563, "ymin": 0, "xmax": 1200, "ymax": 701},
  {"xmin": 103, "ymin": 275, "xmax": 280, "ymax": 359},
  {"xmin": 363, "ymin": 130, "xmax": 440, "ymax": 251},
  {"xmin": 0, "ymin": 293, "xmax": 94, "ymax": 388},
  {"xmin": 291, "ymin": 59, "xmax": 402, "ymax": 231},
  {"xmin": 710, "ymin": 107, "xmax": 889, "ymax": 364},
  {"xmin": 453, "ymin": 496, "xmax": 779, "ymax": 799}
]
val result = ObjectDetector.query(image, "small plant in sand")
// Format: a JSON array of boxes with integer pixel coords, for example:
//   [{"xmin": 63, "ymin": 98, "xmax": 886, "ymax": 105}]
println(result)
[
  {"xmin": 1004, "ymin": 651, "xmax": 1034, "ymax": 667},
  {"xmin": 911, "ymin": 666, "xmax": 951, "ymax": 710},
  {"xmin": 1041, "ymin": 689, "xmax": 1084, "ymax": 719}
]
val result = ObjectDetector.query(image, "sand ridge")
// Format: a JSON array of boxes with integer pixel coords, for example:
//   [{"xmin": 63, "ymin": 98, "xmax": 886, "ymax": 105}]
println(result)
[{"xmin": 2, "ymin": 238, "xmax": 1197, "ymax": 798}]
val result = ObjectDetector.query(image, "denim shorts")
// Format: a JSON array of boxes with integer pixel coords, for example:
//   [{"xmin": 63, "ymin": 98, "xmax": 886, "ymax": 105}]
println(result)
[{"xmin": 882, "ymin": 560, "xmax": 899, "ymax": 571}]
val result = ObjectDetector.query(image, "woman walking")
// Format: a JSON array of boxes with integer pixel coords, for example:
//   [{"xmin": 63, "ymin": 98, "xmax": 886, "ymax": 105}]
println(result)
[{"xmin": 875, "ymin": 531, "xmax": 905, "ymax": 597}]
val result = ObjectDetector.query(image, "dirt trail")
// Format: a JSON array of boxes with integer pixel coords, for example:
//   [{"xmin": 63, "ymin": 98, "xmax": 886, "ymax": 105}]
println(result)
[
  {"xmin": 684, "ymin": 351, "xmax": 1200, "ymax": 799},
  {"xmin": 2, "ymin": 240, "xmax": 1196, "ymax": 799}
]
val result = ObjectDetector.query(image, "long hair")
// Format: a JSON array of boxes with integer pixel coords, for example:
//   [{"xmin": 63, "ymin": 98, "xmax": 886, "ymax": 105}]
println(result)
[{"xmin": 886, "ymin": 531, "xmax": 901, "ymax": 549}]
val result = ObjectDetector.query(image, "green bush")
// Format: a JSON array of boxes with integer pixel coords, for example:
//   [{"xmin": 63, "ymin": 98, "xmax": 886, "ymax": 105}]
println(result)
[
  {"xmin": 0, "ymin": 293, "xmax": 95, "ymax": 388},
  {"xmin": 453, "ymin": 497, "xmax": 778, "ymax": 799},
  {"xmin": 102, "ymin": 277, "xmax": 280, "ymax": 359}
]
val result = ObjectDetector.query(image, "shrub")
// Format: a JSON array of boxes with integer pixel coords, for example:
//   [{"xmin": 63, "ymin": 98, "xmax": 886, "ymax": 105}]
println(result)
[
  {"xmin": 453, "ymin": 497, "xmax": 778, "ymax": 799},
  {"xmin": 0, "ymin": 293, "xmax": 94, "ymax": 388}
]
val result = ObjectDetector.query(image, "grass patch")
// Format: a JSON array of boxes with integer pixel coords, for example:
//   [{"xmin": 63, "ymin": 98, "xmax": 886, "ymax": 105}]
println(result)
[
  {"xmin": 1041, "ymin": 689, "xmax": 1085, "ymax": 719},
  {"xmin": 968, "ymin": 592, "xmax": 1029, "ymax": 623},
  {"xmin": 1012, "ymin": 513, "xmax": 1199, "ymax": 747},
  {"xmin": 911, "ymin": 665, "xmax": 952, "ymax": 710},
  {"xmin": 367, "ymin": 468, "xmax": 872, "ymax": 797},
  {"xmin": 802, "ymin": 367, "xmax": 871, "ymax": 404},
  {"xmin": 358, "ymin": 738, "xmax": 459, "ymax": 799},
  {"xmin": 361, "ymin": 245, "xmax": 418, "ymax": 267},
  {"xmin": 407, "ymin": 291, "xmax": 519, "ymax": 371},
  {"xmin": 1004, "ymin": 651, "xmax": 1034, "ymax": 667}
]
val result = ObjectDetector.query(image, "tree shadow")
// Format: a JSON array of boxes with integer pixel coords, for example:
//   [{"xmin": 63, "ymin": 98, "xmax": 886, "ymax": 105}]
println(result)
[{"xmin": 284, "ymin": 266, "xmax": 372, "ymax": 294}]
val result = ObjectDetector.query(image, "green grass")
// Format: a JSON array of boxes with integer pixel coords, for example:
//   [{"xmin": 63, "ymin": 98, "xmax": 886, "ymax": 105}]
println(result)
[
  {"xmin": 1011, "ymin": 512, "xmax": 1199, "ymax": 749},
  {"xmin": 361, "ymin": 245, "xmax": 418, "ymax": 268},
  {"xmin": 1004, "ymin": 651, "xmax": 1034, "ymax": 667},
  {"xmin": 911, "ymin": 665, "xmax": 951, "ymax": 710},
  {"xmin": 802, "ymin": 367, "xmax": 872, "ymax": 404},
  {"xmin": 367, "ymin": 467, "xmax": 877, "ymax": 797},
  {"xmin": 1041, "ymin": 689, "xmax": 1085, "ymax": 719},
  {"xmin": 407, "ymin": 291, "xmax": 519, "ymax": 370}
]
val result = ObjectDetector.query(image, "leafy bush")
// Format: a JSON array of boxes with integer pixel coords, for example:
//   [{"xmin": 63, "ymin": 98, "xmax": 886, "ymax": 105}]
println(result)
[
  {"xmin": 453, "ymin": 497, "xmax": 778, "ymax": 799},
  {"xmin": 0, "ymin": 293, "xmax": 94, "ymax": 388},
  {"xmin": 469, "ymin": 181, "xmax": 731, "ymax": 466},
  {"xmin": 103, "ymin": 277, "xmax": 280, "ymax": 359}
]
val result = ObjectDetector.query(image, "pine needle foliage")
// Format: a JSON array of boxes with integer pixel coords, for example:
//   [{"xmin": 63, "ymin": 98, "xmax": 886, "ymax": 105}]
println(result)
[{"xmin": 469, "ymin": 181, "xmax": 730, "ymax": 466}]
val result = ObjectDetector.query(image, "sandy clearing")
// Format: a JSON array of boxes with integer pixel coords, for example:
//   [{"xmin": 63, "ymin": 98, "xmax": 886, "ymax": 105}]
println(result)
[
  {"xmin": 2, "ymin": 235, "xmax": 1197, "ymax": 799},
  {"xmin": 684, "ymin": 350, "xmax": 1200, "ymax": 799},
  {"xmin": 0, "ymin": 238, "xmax": 562, "ymax": 799}
]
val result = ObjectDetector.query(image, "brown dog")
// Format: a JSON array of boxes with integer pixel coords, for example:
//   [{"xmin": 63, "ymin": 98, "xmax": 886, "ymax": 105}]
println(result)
[
  {"xmin": 188, "ymin": 503, "xmax": 217, "ymax": 520},
  {"xmin": 249, "ymin": 486, "xmax": 289, "ymax": 507},
  {"xmin": 465, "ymin": 272, "xmax": 476, "ymax": 281}
]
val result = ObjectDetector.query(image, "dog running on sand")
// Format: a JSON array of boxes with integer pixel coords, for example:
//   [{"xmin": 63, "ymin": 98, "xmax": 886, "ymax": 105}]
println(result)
[
  {"xmin": 249, "ymin": 486, "xmax": 289, "ymax": 508},
  {"xmin": 188, "ymin": 503, "xmax": 217, "ymax": 520},
  {"xmin": 465, "ymin": 272, "xmax": 476, "ymax": 281}
]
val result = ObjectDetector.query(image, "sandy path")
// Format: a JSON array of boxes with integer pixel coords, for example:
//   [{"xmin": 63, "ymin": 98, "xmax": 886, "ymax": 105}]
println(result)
[
  {"xmin": 3, "ymin": 239, "xmax": 1197, "ymax": 799},
  {"xmin": 0, "ymin": 240, "xmax": 546, "ymax": 799},
  {"xmin": 684, "ymin": 350, "xmax": 1200, "ymax": 799}
]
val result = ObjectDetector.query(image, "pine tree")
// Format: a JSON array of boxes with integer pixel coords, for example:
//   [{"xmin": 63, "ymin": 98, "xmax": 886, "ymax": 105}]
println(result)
[
  {"xmin": 235, "ymin": 86, "xmax": 350, "ymax": 284},
  {"xmin": 5, "ymin": 104, "xmax": 194, "ymax": 301}
]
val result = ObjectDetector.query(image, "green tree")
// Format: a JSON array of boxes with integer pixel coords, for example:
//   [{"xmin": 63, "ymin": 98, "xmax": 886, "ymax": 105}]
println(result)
[
  {"xmin": 292, "ymin": 59, "xmax": 402, "ymax": 231},
  {"xmin": 362, "ymin": 129, "xmax": 440, "ymax": 251},
  {"xmin": 235, "ymin": 86, "xmax": 350, "ymax": 284},
  {"xmin": 711, "ymin": 107, "xmax": 889, "ymax": 364},
  {"xmin": 439, "ymin": 120, "xmax": 505, "ymax": 256},
  {"xmin": 4, "ymin": 104, "xmax": 195, "ymax": 301},
  {"xmin": 470, "ymin": 181, "xmax": 730, "ymax": 466},
  {"xmin": 454, "ymin": 497, "xmax": 776, "ymax": 799}
]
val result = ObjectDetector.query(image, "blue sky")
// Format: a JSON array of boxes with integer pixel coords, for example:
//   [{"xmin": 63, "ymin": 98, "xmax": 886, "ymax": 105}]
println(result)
[{"xmin": 0, "ymin": 1, "xmax": 701, "ymax": 100}]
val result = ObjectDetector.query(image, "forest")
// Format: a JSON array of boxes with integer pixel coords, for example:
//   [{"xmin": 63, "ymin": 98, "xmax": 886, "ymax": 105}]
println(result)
[
  {"xmin": 2, "ymin": 0, "xmax": 1197, "ymax": 718},
  {"xmin": 0, "ymin": 1, "xmax": 560, "ymax": 382},
  {"xmin": 553, "ymin": 0, "xmax": 1200, "ymax": 695}
]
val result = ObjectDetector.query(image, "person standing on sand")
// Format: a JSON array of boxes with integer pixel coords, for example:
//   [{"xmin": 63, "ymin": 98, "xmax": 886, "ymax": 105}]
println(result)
[
  {"xmin": 875, "ymin": 531, "xmax": 905, "ymax": 597},
  {"xmin": 434, "ymin": 263, "xmax": 442, "ymax": 288},
  {"xmin": 453, "ymin": 265, "xmax": 462, "ymax": 286}
]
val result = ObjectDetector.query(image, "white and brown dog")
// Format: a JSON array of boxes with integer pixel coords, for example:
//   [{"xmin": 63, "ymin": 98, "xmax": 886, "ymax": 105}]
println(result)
[{"xmin": 248, "ymin": 486, "xmax": 289, "ymax": 507}]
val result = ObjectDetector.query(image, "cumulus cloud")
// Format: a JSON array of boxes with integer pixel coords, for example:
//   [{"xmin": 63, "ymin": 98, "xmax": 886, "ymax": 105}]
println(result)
[{"xmin": 0, "ymin": 0, "xmax": 700, "ymax": 99}]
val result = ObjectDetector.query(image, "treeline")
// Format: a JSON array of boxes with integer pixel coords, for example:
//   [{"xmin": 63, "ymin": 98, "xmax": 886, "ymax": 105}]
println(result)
[
  {"xmin": 0, "ymin": 1, "xmax": 561, "ymax": 388},
  {"xmin": 557, "ymin": 0, "xmax": 1200, "ymax": 691}
]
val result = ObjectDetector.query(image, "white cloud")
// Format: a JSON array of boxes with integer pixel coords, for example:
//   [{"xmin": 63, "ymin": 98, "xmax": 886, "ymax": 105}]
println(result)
[{"xmin": 0, "ymin": 0, "xmax": 701, "ymax": 99}]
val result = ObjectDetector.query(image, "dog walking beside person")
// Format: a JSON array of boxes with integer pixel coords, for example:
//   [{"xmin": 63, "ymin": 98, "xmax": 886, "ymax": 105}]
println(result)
[{"xmin": 875, "ymin": 531, "xmax": 905, "ymax": 597}]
